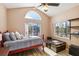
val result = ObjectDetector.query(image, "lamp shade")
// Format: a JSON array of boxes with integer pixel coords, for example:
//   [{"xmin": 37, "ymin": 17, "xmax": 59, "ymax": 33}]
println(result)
[{"xmin": 0, "ymin": 33, "xmax": 2, "ymax": 41}]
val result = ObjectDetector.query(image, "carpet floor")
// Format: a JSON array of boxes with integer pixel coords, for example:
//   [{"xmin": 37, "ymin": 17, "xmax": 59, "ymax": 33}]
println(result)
[{"xmin": 9, "ymin": 48, "xmax": 49, "ymax": 56}]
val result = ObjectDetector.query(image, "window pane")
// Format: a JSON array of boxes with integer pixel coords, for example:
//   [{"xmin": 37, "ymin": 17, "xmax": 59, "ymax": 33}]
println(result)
[
  {"xmin": 25, "ymin": 11, "xmax": 41, "ymax": 20},
  {"xmin": 28, "ymin": 24, "xmax": 40, "ymax": 36},
  {"xmin": 55, "ymin": 21, "xmax": 70, "ymax": 38}
]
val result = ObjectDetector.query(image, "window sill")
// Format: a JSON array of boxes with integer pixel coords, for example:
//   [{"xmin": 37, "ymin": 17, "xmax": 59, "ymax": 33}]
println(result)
[{"xmin": 54, "ymin": 35, "xmax": 70, "ymax": 40}]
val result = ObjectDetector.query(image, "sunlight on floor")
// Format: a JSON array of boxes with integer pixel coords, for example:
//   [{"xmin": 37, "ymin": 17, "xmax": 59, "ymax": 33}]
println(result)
[
  {"xmin": 44, "ymin": 47, "xmax": 71, "ymax": 56},
  {"xmin": 44, "ymin": 47, "xmax": 57, "ymax": 56}
]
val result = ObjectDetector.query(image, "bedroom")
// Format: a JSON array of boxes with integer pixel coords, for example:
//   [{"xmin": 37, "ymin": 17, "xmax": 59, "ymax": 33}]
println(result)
[{"xmin": 0, "ymin": 3, "xmax": 79, "ymax": 56}]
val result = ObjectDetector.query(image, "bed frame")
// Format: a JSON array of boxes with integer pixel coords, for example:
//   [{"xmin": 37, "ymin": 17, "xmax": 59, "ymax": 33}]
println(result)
[{"xmin": 8, "ymin": 44, "xmax": 44, "ymax": 55}]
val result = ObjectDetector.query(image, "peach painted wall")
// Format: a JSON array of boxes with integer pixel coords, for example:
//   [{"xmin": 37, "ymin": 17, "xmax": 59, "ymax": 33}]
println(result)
[
  {"xmin": 0, "ymin": 4, "xmax": 7, "ymax": 33},
  {"xmin": 52, "ymin": 5, "xmax": 79, "ymax": 46},
  {"xmin": 7, "ymin": 7, "xmax": 51, "ymax": 39}
]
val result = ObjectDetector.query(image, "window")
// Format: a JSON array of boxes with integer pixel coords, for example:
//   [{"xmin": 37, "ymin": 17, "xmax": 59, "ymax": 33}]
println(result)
[
  {"xmin": 28, "ymin": 23, "xmax": 40, "ymax": 36},
  {"xmin": 25, "ymin": 11, "xmax": 41, "ymax": 20},
  {"xmin": 25, "ymin": 11, "xmax": 41, "ymax": 36},
  {"xmin": 55, "ymin": 21, "xmax": 70, "ymax": 38}
]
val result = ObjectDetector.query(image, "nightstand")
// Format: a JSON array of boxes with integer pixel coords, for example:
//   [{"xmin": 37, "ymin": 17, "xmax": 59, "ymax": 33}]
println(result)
[{"xmin": 0, "ymin": 47, "xmax": 9, "ymax": 56}]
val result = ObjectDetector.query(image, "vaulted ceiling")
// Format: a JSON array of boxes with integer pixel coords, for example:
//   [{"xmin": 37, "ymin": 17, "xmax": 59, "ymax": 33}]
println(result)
[{"xmin": 2, "ymin": 3, "xmax": 79, "ymax": 16}]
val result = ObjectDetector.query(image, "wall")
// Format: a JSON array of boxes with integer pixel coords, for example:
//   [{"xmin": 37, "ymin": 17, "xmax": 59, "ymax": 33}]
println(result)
[
  {"xmin": 0, "ymin": 4, "xmax": 7, "ymax": 33},
  {"xmin": 52, "ymin": 5, "xmax": 79, "ymax": 46},
  {"xmin": 7, "ymin": 7, "xmax": 51, "ymax": 39}
]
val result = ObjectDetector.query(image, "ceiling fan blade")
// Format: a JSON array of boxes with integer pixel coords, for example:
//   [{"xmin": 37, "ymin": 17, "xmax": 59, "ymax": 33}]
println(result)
[
  {"xmin": 47, "ymin": 3, "xmax": 60, "ymax": 6},
  {"xmin": 37, "ymin": 5, "xmax": 42, "ymax": 7}
]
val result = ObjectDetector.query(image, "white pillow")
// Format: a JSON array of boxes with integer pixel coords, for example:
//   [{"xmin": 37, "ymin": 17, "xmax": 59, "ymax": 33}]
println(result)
[
  {"xmin": 9, "ymin": 32, "xmax": 17, "ymax": 41},
  {"xmin": 11, "ymin": 32, "xmax": 15, "ymax": 35},
  {"xmin": 15, "ymin": 32, "xmax": 21, "ymax": 40}
]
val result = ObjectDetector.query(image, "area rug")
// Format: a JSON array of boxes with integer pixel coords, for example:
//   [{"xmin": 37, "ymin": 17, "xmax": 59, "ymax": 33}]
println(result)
[{"xmin": 9, "ymin": 48, "xmax": 49, "ymax": 56}]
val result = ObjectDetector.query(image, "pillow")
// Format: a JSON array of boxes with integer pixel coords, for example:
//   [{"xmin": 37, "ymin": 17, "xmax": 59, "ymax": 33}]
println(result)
[
  {"xmin": 9, "ymin": 32, "xmax": 17, "ymax": 41},
  {"xmin": 15, "ymin": 32, "xmax": 21, "ymax": 40},
  {"xmin": 20, "ymin": 34, "xmax": 24, "ymax": 39},
  {"xmin": 3, "ymin": 32, "xmax": 11, "ymax": 41}
]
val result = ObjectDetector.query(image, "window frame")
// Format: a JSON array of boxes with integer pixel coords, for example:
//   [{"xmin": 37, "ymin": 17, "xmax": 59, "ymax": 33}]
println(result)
[
  {"xmin": 55, "ymin": 20, "xmax": 70, "ymax": 39},
  {"xmin": 24, "ymin": 11, "xmax": 41, "ymax": 37}
]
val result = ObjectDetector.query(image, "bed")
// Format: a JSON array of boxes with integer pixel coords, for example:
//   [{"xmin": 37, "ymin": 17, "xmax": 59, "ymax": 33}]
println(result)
[{"xmin": 3, "ymin": 36, "xmax": 44, "ymax": 55}]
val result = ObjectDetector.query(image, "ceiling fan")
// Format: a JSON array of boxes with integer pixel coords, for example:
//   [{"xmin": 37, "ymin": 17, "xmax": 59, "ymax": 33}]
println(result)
[{"xmin": 38, "ymin": 3, "xmax": 60, "ymax": 12}]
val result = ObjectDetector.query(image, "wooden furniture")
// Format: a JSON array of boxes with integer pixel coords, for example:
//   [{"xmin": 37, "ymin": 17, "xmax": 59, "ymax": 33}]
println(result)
[
  {"xmin": 0, "ymin": 41, "xmax": 1, "ymax": 47},
  {"xmin": 0, "ymin": 32, "xmax": 9, "ymax": 56},
  {"xmin": 45, "ymin": 39, "xmax": 66, "ymax": 53},
  {"xmin": 69, "ymin": 44, "xmax": 79, "ymax": 56},
  {"xmin": 2, "ymin": 32, "xmax": 44, "ymax": 55},
  {"xmin": 68, "ymin": 18, "xmax": 79, "ymax": 21},
  {"xmin": 46, "ymin": 40, "xmax": 52, "ymax": 48},
  {"xmin": 0, "ymin": 33, "xmax": 2, "ymax": 47},
  {"xmin": 45, "ymin": 37, "xmax": 52, "ymax": 48},
  {"xmin": 68, "ymin": 18, "xmax": 79, "ymax": 39},
  {"xmin": 0, "ymin": 47, "xmax": 9, "ymax": 56},
  {"xmin": 51, "ymin": 39, "xmax": 66, "ymax": 53},
  {"xmin": 9, "ymin": 44, "xmax": 44, "ymax": 55}
]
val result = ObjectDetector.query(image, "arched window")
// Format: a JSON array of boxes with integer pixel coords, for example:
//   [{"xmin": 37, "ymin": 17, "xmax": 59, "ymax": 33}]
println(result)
[
  {"xmin": 25, "ymin": 11, "xmax": 41, "ymax": 36},
  {"xmin": 25, "ymin": 11, "xmax": 41, "ymax": 20}
]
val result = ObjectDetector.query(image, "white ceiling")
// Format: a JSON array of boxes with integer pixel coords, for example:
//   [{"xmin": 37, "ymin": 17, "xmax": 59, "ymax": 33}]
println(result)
[{"xmin": 2, "ymin": 3, "xmax": 79, "ymax": 16}]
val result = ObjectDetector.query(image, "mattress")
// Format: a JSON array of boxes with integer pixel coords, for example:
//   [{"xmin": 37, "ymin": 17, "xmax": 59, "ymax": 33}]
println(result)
[{"xmin": 4, "ymin": 36, "xmax": 43, "ymax": 51}]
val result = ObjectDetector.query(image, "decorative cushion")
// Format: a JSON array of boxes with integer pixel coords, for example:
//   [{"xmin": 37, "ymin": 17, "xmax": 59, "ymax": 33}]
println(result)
[
  {"xmin": 15, "ymin": 32, "xmax": 21, "ymax": 40},
  {"xmin": 20, "ymin": 34, "xmax": 24, "ymax": 39},
  {"xmin": 3, "ymin": 32, "xmax": 11, "ymax": 41},
  {"xmin": 9, "ymin": 32, "xmax": 17, "ymax": 41}
]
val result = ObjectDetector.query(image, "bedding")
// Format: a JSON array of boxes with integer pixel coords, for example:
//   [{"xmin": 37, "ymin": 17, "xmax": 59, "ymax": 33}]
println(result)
[
  {"xmin": 4, "ymin": 36, "xmax": 43, "ymax": 51},
  {"xmin": 9, "ymin": 32, "xmax": 17, "ymax": 41}
]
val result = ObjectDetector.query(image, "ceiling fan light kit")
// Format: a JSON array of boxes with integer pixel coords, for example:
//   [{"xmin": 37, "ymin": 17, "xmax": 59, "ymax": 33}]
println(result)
[
  {"xmin": 40, "ymin": 3, "xmax": 60, "ymax": 12},
  {"xmin": 42, "ymin": 3, "xmax": 48, "ymax": 12}
]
